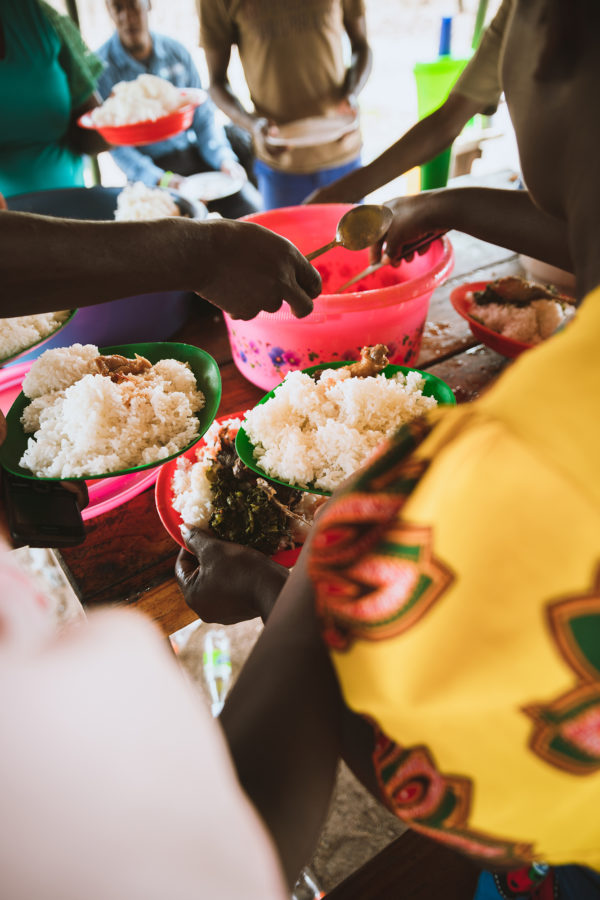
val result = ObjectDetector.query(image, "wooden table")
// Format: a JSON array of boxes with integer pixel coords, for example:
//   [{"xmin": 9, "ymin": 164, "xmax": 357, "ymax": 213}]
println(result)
[
  {"xmin": 58, "ymin": 184, "xmax": 523, "ymax": 899},
  {"xmin": 59, "ymin": 227, "xmax": 521, "ymax": 633}
]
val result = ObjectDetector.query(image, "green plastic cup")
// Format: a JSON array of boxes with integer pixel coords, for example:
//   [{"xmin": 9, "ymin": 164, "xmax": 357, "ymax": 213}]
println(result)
[{"xmin": 413, "ymin": 56, "xmax": 471, "ymax": 189}]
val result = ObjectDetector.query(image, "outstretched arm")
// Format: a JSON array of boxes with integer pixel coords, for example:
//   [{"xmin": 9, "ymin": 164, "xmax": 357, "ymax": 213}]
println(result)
[
  {"xmin": 377, "ymin": 187, "xmax": 573, "ymax": 274},
  {"xmin": 305, "ymin": 92, "xmax": 481, "ymax": 205},
  {"xmin": 0, "ymin": 213, "xmax": 320, "ymax": 319},
  {"xmin": 177, "ymin": 530, "xmax": 381, "ymax": 886}
]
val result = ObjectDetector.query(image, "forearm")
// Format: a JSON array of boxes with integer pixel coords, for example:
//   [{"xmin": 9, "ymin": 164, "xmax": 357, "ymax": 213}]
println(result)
[
  {"xmin": 344, "ymin": 42, "xmax": 372, "ymax": 100},
  {"xmin": 430, "ymin": 188, "xmax": 573, "ymax": 270},
  {"xmin": 0, "ymin": 213, "xmax": 205, "ymax": 314},
  {"xmin": 220, "ymin": 561, "xmax": 343, "ymax": 886},
  {"xmin": 208, "ymin": 81, "xmax": 258, "ymax": 135},
  {"xmin": 314, "ymin": 93, "xmax": 479, "ymax": 203}
]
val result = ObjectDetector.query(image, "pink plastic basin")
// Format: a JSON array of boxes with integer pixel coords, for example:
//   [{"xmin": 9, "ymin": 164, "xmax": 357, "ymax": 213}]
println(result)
[{"xmin": 224, "ymin": 204, "xmax": 454, "ymax": 390}]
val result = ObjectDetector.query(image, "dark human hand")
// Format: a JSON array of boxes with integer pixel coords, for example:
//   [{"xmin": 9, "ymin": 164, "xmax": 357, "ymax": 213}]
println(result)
[
  {"xmin": 175, "ymin": 527, "xmax": 290, "ymax": 625},
  {"xmin": 165, "ymin": 173, "xmax": 186, "ymax": 191},
  {"xmin": 368, "ymin": 192, "xmax": 445, "ymax": 265},
  {"xmin": 252, "ymin": 116, "xmax": 288, "ymax": 158},
  {"xmin": 220, "ymin": 159, "xmax": 247, "ymax": 184},
  {"xmin": 193, "ymin": 218, "xmax": 321, "ymax": 319}
]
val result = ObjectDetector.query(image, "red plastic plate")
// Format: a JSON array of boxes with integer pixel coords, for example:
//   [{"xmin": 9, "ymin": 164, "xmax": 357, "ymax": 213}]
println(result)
[
  {"xmin": 155, "ymin": 411, "xmax": 301, "ymax": 567},
  {"xmin": 450, "ymin": 281, "xmax": 534, "ymax": 359}
]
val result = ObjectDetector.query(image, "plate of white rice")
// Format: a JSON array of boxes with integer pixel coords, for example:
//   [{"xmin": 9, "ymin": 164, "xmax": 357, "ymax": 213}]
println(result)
[
  {"xmin": 78, "ymin": 75, "xmax": 206, "ymax": 146},
  {"xmin": 0, "ymin": 341, "xmax": 221, "ymax": 481},
  {"xmin": 114, "ymin": 183, "xmax": 181, "ymax": 221},
  {"xmin": 450, "ymin": 278, "xmax": 576, "ymax": 359},
  {"xmin": 236, "ymin": 361, "xmax": 455, "ymax": 496},
  {"xmin": 0, "ymin": 310, "xmax": 77, "ymax": 367}
]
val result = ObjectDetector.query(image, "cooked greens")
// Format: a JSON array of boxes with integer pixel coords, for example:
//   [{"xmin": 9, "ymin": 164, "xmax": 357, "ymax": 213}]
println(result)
[{"xmin": 206, "ymin": 428, "xmax": 304, "ymax": 554}]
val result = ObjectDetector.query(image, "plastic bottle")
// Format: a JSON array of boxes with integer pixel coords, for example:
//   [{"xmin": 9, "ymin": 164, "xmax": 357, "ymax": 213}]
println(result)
[
  {"xmin": 291, "ymin": 866, "xmax": 324, "ymax": 900},
  {"xmin": 169, "ymin": 619, "xmax": 202, "ymax": 655},
  {"xmin": 202, "ymin": 628, "xmax": 232, "ymax": 717}
]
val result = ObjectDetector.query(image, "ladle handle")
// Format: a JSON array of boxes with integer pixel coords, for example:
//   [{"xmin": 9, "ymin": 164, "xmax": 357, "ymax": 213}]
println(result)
[
  {"xmin": 305, "ymin": 238, "xmax": 339, "ymax": 261},
  {"xmin": 335, "ymin": 260, "xmax": 385, "ymax": 293}
]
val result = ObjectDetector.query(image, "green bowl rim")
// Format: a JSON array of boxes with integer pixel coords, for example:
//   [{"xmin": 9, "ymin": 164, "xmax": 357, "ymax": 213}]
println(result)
[
  {"xmin": 0, "ymin": 309, "xmax": 78, "ymax": 368},
  {"xmin": 0, "ymin": 341, "xmax": 222, "ymax": 482},
  {"xmin": 235, "ymin": 360, "xmax": 455, "ymax": 496}
]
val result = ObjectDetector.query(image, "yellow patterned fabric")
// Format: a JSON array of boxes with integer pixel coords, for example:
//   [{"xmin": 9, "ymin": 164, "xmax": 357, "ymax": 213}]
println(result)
[{"xmin": 309, "ymin": 289, "xmax": 600, "ymax": 868}]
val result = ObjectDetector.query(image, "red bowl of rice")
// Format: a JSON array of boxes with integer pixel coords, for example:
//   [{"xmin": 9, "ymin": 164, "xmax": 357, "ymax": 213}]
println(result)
[{"xmin": 78, "ymin": 89, "xmax": 206, "ymax": 146}]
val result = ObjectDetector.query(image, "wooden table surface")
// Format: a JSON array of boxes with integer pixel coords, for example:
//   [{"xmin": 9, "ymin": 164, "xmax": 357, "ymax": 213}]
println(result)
[
  {"xmin": 59, "ymin": 227, "xmax": 521, "ymax": 635},
  {"xmin": 57, "ymin": 183, "xmax": 525, "ymax": 899}
]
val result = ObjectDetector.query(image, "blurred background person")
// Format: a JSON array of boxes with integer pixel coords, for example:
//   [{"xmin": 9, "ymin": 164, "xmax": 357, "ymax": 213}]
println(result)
[
  {"xmin": 306, "ymin": 0, "xmax": 512, "ymax": 205},
  {"xmin": 198, "ymin": 0, "xmax": 372, "ymax": 209},
  {"xmin": 0, "ymin": 0, "xmax": 106, "ymax": 198},
  {"xmin": 97, "ymin": 0, "xmax": 262, "ymax": 219}
]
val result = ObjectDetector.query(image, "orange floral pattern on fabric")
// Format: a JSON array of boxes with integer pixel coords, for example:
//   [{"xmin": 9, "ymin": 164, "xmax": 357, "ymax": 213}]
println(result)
[
  {"xmin": 309, "ymin": 420, "xmax": 453, "ymax": 651},
  {"xmin": 373, "ymin": 729, "xmax": 534, "ymax": 866},
  {"xmin": 308, "ymin": 419, "xmax": 538, "ymax": 866},
  {"xmin": 524, "ymin": 566, "xmax": 600, "ymax": 774}
]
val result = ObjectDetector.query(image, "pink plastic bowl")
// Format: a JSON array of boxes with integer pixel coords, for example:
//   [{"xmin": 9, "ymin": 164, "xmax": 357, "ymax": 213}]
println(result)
[{"xmin": 224, "ymin": 204, "xmax": 454, "ymax": 390}]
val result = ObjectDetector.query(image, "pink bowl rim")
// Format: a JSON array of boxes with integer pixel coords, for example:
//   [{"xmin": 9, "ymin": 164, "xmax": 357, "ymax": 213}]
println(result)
[{"xmin": 238, "ymin": 205, "xmax": 454, "ymax": 316}]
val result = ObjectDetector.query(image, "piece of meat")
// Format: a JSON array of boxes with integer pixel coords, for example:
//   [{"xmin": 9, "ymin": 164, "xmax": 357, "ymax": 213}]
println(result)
[
  {"xmin": 345, "ymin": 344, "xmax": 390, "ymax": 377},
  {"xmin": 474, "ymin": 276, "xmax": 575, "ymax": 307},
  {"xmin": 94, "ymin": 353, "xmax": 152, "ymax": 383}
]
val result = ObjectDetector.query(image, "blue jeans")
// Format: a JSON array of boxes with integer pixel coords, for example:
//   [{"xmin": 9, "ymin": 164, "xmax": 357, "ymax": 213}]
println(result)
[{"xmin": 254, "ymin": 156, "xmax": 362, "ymax": 210}]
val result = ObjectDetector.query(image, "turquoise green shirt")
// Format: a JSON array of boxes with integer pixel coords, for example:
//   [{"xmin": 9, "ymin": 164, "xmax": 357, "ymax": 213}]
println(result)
[{"xmin": 0, "ymin": 0, "xmax": 86, "ymax": 197}]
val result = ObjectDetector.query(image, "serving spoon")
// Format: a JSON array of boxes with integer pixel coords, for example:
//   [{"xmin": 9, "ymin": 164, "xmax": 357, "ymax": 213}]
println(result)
[
  {"xmin": 334, "ymin": 230, "xmax": 447, "ymax": 293},
  {"xmin": 305, "ymin": 204, "xmax": 393, "ymax": 261}
]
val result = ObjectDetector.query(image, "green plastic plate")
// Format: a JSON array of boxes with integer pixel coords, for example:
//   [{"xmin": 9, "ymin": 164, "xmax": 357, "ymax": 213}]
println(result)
[
  {"xmin": 0, "ymin": 309, "xmax": 78, "ymax": 368},
  {"xmin": 0, "ymin": 341, "xmax": 221, "ymax": 481},
  {"xmin": 235, "ymin": 361, "xmax": 455, "ymax": 496}
]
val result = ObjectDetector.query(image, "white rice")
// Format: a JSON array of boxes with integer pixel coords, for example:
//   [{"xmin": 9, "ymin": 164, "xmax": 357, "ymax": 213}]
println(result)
[
  {"xmin": 0, "ymin": 311, "xmax": 71, "ymax": 360},
  {"xmin": 242, "ymin": 367, "xmax": 438, "ymax": 492},
  {"xmin": 91, "ymin": 74, "xmax": 184, "ymax": 126},
  {"xmin": 172, "ymin": 416, "xmax": 243, "ymax": 529},
  {"xmin": 114, "ymin": 183, "xmax": 180, "ymax": 221},
  {"xmin": 469, "ymin": 295, "xmax": 574, "ymax": 344},
  {"xmin": 19, "ymin": 344, "xmax": 205, "ymax": 478}
]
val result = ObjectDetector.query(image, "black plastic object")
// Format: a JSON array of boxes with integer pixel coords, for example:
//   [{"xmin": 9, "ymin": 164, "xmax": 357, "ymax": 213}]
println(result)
[{"xmin": 2, "ymin": 468, "xmax": 88, "ymax": 547}]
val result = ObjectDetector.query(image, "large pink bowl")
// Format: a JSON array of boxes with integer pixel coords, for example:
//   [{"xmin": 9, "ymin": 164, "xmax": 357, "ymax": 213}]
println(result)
[{"xmin": 224, "ymin": 204, "xmax": 454, "ymax": 390}]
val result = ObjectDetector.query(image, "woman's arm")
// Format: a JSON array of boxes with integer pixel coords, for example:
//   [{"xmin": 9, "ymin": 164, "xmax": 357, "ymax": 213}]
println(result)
[
  {"xmin": 305, "ymin": 92, "xmax": 482, "ymax": 205},
  {"xmin": 176, "ymin": 530, "xmax": 383, "ymax": 886}
]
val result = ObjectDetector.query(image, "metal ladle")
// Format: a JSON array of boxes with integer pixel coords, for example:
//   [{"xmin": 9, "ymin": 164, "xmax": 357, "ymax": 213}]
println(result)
[{"xmin": 305, "ymin": 204, "xmax": 393, "ymax": 261}]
